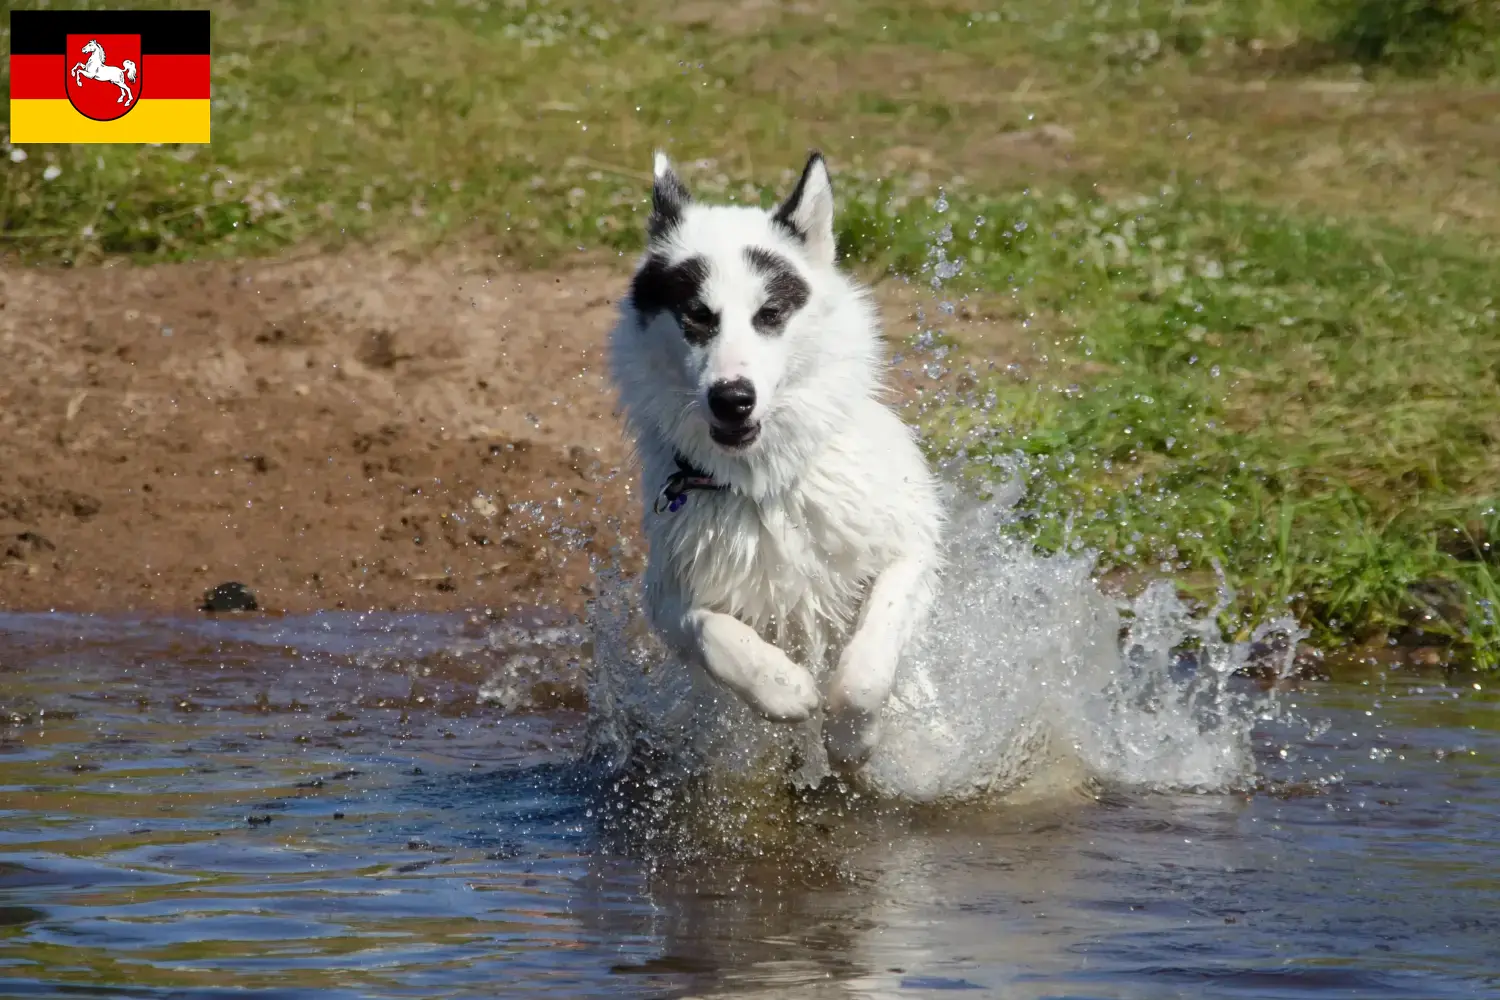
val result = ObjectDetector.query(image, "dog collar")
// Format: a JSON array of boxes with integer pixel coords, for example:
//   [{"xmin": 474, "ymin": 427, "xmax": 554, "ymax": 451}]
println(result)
[{"xmin": 654, "ymin": 454, "xmax": 728, "ymax": 514}]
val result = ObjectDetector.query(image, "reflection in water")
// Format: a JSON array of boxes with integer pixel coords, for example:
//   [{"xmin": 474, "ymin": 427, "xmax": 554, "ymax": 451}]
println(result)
[{"xmin": 0, "ymin": 612, "xmax": 1497, "ymax": 998}]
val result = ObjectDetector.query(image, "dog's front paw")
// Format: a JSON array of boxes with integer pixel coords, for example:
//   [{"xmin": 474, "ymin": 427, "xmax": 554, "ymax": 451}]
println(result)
[
  {"xmin": 739, "ymin": 650, "xmax": 821, "ymax": 723},
  {"xmin": 697, "ymin": 615, "xmax": 820, "ymax": 723},
  {"xmin": 822, "ymin": 649, "xmax": 895, "ymax": 767}
]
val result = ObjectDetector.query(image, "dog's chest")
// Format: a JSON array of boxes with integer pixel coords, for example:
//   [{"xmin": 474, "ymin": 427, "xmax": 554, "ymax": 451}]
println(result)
[{"xmin": 659, "ymin": 481, "xmax": 880, "ymax": 651}]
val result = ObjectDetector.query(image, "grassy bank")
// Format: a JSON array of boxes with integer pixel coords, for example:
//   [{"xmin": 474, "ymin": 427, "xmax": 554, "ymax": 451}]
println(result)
[
  {"xmin": 2, "ymin": 0, "xmax": 1497, "ymax": 665},
  {"xmin": 850, "ymin": 187, "xmax": 1499, "ymax": 667}
]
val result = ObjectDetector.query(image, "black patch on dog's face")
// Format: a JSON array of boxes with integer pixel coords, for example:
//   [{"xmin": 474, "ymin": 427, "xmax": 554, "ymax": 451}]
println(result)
[
  {"xmin": 630, "ymin": 253, "xmax": 718, "ymax": 345},
  {"xmin": 744, "ymin": 247, "xmax": 810, "ymax": 334}
]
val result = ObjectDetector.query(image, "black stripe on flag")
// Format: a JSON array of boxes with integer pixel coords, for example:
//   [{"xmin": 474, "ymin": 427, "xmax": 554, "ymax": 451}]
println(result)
[{"xmin": 8, "ymin": 9, "xmax": 210, "ymax": 55}]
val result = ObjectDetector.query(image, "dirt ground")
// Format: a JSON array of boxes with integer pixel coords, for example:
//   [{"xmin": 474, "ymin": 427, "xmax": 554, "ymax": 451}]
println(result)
[{"xmin": 0, "ymin": 250, "xmax": 1022, "ymax": 617}]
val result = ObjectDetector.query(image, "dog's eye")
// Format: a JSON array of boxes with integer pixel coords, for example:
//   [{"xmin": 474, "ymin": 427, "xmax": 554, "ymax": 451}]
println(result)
[
  {"xmin": 754, "ymin": 305, "xmax": 784, "ymax": 328},
  {"xmin": 677, "ymin": 304, "xmax": 718, "ymax": 343}
]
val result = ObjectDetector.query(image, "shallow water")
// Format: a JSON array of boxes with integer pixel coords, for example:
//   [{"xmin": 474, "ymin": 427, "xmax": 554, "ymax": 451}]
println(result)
[{"xmin": 2, "ymin": 610, "xmax": 1497, "ymax": 999}]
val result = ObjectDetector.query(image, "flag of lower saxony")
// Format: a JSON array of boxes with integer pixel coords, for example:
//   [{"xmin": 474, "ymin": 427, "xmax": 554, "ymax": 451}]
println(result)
[{"xmin": 9, "ymin": 9, "xmax": 210, "ymax": 144}]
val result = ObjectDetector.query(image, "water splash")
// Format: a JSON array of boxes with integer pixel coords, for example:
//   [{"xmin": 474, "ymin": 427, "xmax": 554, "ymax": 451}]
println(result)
[
  {"xmin": 864, "ymin": 478, "xmax": 1302, "ymax": 801},
  {"xmin": 584, "ymin": 475, "xmax": 1301, "ymax": 804}
]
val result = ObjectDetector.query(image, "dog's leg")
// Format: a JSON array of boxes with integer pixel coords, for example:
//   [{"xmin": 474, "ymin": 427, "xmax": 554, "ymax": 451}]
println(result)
[
  {"xmin": 689, "ymin": 609, "xmax": 821, "ymax": 722},
  {"xmin": 647, "ymin": 583, "xmax": 819, "ymax": 722},
  {"xmin": 825, "ymin": 556, "xmax": 935, "ymax": 766}
]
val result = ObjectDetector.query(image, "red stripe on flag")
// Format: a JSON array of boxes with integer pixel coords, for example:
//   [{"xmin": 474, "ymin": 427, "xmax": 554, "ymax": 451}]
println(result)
[
  {"xmin": 9, "ymin": 55, "xmax": 62, "ymax": 99},
  {"xmin": 146, "ymin": 55, "xmax": 212, "ymax": 99},
  {"xmin": 7, "ymin": 53, "xmax": 210, "ymax": 100}
]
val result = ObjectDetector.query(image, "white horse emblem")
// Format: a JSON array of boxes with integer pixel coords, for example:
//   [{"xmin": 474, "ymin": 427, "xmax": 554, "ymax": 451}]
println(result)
[{"xmin": 70, "ymin": 39, "xmax": 137, "ymax": 107}]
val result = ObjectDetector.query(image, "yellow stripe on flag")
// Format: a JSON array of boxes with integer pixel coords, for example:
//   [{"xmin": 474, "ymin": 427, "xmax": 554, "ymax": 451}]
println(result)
[{"xmin": 10, "ymin": 99, "xmax": 210, "ymax": 144}]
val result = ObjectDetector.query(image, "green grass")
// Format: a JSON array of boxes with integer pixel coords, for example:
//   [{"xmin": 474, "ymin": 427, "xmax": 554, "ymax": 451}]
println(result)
[
  {"xmin": 1008, "ymin": 0, "xmax": 1500, "ymax": 76},
  {"xmin": 2, "ymin": 0, "xmax": 1498, "ymax": 665},
  {"xmin": 5, "ymin": 0, "xmax": 1500, "ymax": 263},
  {"xmin": 846, "ymin": 186, "xmax": 1499, "ymax": 666},
  {"xmin": 1327, "ymin": 0, "xmax": 1500, "ymax": 72}
]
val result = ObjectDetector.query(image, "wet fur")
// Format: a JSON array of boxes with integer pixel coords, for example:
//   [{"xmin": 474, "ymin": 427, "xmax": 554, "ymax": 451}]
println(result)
[{"xmin": 608, "ymin": 150, "xmax": 944, "ymax": 767}]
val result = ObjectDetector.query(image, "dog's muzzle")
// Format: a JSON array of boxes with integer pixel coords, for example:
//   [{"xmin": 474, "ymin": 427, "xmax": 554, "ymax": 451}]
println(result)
[{"xmin": 709, "ymin": 422, "xmax": 760, "ymax": 448}]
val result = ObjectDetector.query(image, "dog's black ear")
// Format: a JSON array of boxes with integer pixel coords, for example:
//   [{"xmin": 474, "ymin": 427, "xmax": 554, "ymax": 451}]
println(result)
[
  {"xmin": 648, "ymin": 151, "xmax": 690, "ymax": 243},
  {"xmin": 773, "ymin": 151, "xmax": 835, "ymax": 266}
]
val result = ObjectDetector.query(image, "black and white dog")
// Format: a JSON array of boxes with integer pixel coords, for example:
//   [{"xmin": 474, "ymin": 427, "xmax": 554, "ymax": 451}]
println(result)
[{"xmin": 608, "ymin": 151, "xmax": 944, "ymax": 767}]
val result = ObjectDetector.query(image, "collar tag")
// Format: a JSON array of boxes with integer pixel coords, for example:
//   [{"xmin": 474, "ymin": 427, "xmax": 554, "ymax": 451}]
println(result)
[{"xmin": 654, "ymin": 455, "xmax": 728, "ymax": 514}]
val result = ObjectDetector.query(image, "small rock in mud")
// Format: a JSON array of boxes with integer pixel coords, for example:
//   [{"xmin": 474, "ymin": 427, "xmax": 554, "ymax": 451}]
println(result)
[
  {"xmin": 4, "ymin": 532, "xmax": 55, "ymax": 562},
  {"xmin": 201, "ymin": 581, "xmax": 258, "ymax": 612},
  {"xmin": 1409, "ymin": 647, "xmax": 1446, "ymax": 668}
]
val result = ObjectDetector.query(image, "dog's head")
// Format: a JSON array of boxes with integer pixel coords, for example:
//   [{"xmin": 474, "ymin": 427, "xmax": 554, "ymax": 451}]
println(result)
[{"xmin": 622, "ymin": 151, "xmax": 841, "ymax": 455}]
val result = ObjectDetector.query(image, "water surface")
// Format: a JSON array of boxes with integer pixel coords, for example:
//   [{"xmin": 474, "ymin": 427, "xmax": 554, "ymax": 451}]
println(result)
[{"xmin": 1, "ymin": 611, "xmax": 1496, "ymax": 998}]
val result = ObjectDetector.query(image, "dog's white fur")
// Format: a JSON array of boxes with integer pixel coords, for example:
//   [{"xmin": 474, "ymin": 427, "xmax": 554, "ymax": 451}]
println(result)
[{"xmin": 607, "ymin": 150, "xmax": 944, "ymax": 766}]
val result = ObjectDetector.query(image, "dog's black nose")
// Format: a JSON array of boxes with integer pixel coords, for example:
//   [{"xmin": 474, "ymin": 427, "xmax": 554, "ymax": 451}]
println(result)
[{"xmin": 707, "ymin": 378, "xmax": 756, "ymax": 424}]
